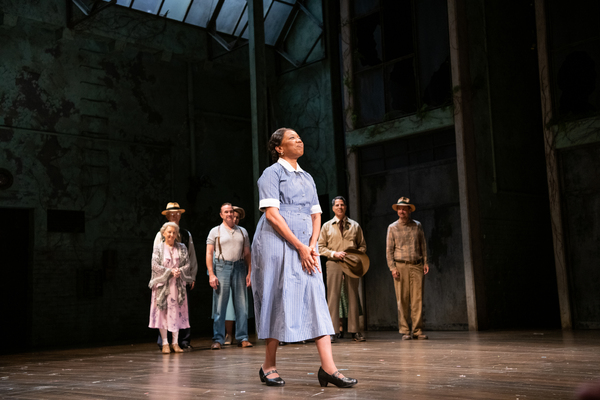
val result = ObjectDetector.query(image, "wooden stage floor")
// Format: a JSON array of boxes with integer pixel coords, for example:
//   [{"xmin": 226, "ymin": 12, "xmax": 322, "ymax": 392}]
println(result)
[{"xmin": 1, "ymin": 330, "xmax": 599, "ymax": 399}]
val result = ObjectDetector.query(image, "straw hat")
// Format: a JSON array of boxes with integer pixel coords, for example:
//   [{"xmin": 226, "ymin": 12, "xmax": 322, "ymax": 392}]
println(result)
[
  {"xmin": 233, "ymin": 206, "xmax": 245, "ymax": 220},
  {"xmin": 340, "ymin": 248, "xmax": 370, "ymax": 278},
  {"xmin": 161, "ymin": 202, "xmax": 186, "ymax": 215},
  {"xmin": 392, "ymin": 197, "xmax": 415, "ymax": 212}
]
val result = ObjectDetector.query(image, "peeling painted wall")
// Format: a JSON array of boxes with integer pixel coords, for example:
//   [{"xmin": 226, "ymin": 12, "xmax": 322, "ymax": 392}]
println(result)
[{"xmin": 0, "ymin": 1, "xmax": 252, "ymax": 347}]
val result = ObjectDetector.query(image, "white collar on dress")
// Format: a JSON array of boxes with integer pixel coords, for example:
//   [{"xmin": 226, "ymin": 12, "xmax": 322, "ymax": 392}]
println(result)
[{"xmin": 278, "ymin": 158, "xmax": 304, "ymax": 172}]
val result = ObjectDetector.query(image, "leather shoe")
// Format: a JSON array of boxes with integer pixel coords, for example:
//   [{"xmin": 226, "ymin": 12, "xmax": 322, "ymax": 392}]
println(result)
[
  {"xmin": 224, "ymin": 334, "xmax": 232, "ymax": 345},
  {"xmin": 402, "ymin": 334, "xmax": 412, "ymax": 340},
  {"xmin": 413, "ymin": 334, "xmax": 428, "ymax": 340},
  {"xmin": 238, "ymin": 340, "xmax": 253, "ymax": 348},
  {"xmin": 211, "ymin": 341, "xmax": 222, "ymax": 350},
  {"xmin": 171, "ymin": 344, "xmax": 184, "ymax": 353},
  {"xmin": 330, "ymin": 334, "xmax": 336, "ymax": 343},
  {"xmin": 317, "ymin": 367, "xmax": 357, "ymax": 388},
  {"xmin": 352, "ymin": 332, "xmax": 366, "ymax": 342},
  {"xmin": 161, "ymin": 344, "xmax": 171, "ymax": 354},
  {"xmin": 259, "ymin": 367, "xmax": 285, "ymax": 386}
]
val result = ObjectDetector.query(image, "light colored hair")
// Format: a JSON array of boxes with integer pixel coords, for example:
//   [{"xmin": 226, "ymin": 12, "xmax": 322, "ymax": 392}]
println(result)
[{"xmin": 160, "ymin": 222, "xmax": 180, "ymax": 242}]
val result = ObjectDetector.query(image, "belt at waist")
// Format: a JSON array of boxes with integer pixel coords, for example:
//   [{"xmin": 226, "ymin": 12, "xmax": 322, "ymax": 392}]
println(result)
[
  {"xmin": 395, "ymin": 259, "xmax": 423, "ymax": 265},
  {"xmin": 279, "ymin": 204, "xmax": 312, "ymax": 214},
  {"xmin": 214, "ymin": 259, "xmax": 244, "ymax": 265}
]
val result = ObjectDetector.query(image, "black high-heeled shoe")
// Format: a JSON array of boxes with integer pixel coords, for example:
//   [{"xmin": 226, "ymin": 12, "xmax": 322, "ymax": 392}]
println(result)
[
  {"xmin": 259, "ymin": 367, "xmax": 285, "ymax": 386},
  {"xmin": 317, "ymin": 367, "xmax": 357, "ymax": 388}
]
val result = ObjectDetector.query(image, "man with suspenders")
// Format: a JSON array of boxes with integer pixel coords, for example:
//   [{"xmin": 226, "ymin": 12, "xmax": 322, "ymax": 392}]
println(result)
[{"xmin": 206, "ymin": 203, "xmax": 253, "ymax": 350}]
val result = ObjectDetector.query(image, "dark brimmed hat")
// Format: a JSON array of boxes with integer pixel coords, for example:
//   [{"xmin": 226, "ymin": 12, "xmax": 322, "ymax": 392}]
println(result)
[
  {"xmin": 161, "ymin": 202, "xmax": 186, "ymax": 215},
  {"xmin": 340, "ymin": 248, "xmax": 370, "ymax": 278},
  {"xmin": 392, "ymin": 197, "xmax": 415, "ymax": 212},
  {"xmin": 233, "ymin": 206, "xmax": 245, "ymax": 220}
]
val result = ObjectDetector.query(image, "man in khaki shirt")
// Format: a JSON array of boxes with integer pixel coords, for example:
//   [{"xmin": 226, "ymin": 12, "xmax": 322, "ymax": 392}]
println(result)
[
  {"xmin": 318, "ymin": 196, "xmax": 367, "ymax": 342},
  {"xmin": 386, "ymin": 197, "xmax": 429, "ymax": 340}
]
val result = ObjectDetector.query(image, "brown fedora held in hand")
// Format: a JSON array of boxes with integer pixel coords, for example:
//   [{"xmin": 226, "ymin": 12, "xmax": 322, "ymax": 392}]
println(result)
[{"xmin": 340, "ymin": 248, "xmax": 370, "ymax": 279}]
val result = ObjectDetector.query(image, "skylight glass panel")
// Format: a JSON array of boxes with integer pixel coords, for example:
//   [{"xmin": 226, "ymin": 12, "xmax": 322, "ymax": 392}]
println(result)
[
  {"xmin": 264, "ymin": 1, "xmax": 293, "ymax": 45},
  {"xmin": 215, "ymin": 0, "xmax": 246, "ymax": 35},
  {"xmin": 159, "ymin": 0, "xmax": 191, "ymax": 21},
  {"xmin": 184, "ymin": 0, "xmax": 218, "ymax": 28},
  {"xmin": 131, "ymin": 0, "xmax": 161, "ymax": 14},
  {"xmin": 263, "ymin": 0, "xmax": 273, "ymax": 16},
  {"xmin": 234, "ymin": 8, "xmax": 248, "ymax": 37},
  {"xmin": 103, "ymin": 0, "xmax": 133, "ymax": 5}
]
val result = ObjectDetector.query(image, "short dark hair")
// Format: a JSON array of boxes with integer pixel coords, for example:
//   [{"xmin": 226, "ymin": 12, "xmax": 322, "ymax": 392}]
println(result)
[
  {"xmin": 332, "ymin": 196, "xmax": 346, "ymax": 206},
  {"xmin": 268, "ymin": 127, "xmax": 290, "ymax": 162},
  {"xmin": 220, "ymin": 202, "xmax": 232, "ymax": 212}
]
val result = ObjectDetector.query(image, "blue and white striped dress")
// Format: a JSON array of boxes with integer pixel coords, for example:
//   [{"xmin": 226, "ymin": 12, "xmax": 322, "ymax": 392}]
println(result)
[{"xmin": 251, "ymin": 159, "xmax": 335, "ymax": 342}]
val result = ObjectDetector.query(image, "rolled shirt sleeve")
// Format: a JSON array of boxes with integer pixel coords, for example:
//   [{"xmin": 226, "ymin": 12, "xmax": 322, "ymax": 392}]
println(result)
[
  {"xmin": 258, "ymin": 167, "xmax": 281, "ymax": 212},
  {"xmin": 385, "ymin": 225, "xmax": 396, "ymax": 271}
]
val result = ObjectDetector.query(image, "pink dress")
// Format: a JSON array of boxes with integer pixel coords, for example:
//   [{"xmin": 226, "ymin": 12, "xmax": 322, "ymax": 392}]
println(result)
[{"xmin": 148, "ymin": 243, "xmax": 190, "ymax": 331}]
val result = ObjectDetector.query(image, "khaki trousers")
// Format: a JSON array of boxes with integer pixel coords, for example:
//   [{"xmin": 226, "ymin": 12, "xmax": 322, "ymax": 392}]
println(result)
[
  {"xmin": 326, "ymin": 260, "xmax": 360, "ymax": 333},
  {"xmin": 393, "ymin": 261, "xmax": 424, "ymax": 335}
]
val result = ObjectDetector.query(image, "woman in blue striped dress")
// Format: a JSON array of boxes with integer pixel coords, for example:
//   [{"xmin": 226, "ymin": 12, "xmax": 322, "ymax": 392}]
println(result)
[{"xmin": 251, "ymin": 128, "xmax": 357, "ymax": 388}]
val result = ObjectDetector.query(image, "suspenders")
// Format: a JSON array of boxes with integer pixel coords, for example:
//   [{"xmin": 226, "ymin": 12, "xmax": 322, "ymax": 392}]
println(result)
[{"xmin": 215, "ymin": 225, "xmax": 247, "ymax": 262}]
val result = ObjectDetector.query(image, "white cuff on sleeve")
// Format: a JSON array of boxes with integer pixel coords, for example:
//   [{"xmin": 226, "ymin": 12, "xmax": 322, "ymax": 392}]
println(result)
[
  {"xmin": 259, "ymin": 198, "xmax": 280, "ymax": 211},
  {"xmin": 310, "ymin": 204, "xmax": 322, "ymax": 214}
]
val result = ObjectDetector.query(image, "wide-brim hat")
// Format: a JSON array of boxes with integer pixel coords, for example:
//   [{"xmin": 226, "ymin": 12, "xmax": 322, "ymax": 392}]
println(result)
[
  {"xmin": 392, "ymin": 197, "xmax": 415, "ymax": 212},
  {"xmin": 233, "ymin": 206, "xmax": 245, "ymax": 220},
  {"xmin": 161, "ymin": 202, "xmax": 186, "ymax": 215},
  {"xmin": 340, "ymin": 248, "xmax": 370, "ymax": 279}
]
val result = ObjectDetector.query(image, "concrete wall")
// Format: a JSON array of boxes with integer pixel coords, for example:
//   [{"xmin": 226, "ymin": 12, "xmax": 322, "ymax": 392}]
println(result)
[
  {"xmin": 269, "ymin": 61, "xmax": 340, "ymax": 200},
  {"xmin": 360, "ymin": 157, "xmax": 467, "ymax": 331},
  {"xmin": 465, "ymin": 0, "xmax": 560, "ymax": 329},
  {"xmin": 0, "ymin": 1, "xmax": 252, "ymax": 347},
  {"xmin": 559, "ymin": 143, "xmax": 600, "ymax": 329}
]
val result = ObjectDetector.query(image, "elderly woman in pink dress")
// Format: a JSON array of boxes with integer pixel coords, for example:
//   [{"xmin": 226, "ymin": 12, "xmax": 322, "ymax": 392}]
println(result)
[{"xmin": 149, "ymin": 222, "xmax": 194, "ymax": 353}]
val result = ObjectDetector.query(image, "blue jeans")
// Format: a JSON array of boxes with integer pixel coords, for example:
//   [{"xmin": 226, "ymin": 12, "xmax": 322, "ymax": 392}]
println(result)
[{"xmin": 212, "ymin": 259, "xmax": 248, "ymax": 344}]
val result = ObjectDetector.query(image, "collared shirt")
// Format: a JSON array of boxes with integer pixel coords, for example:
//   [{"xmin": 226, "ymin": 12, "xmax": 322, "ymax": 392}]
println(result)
[
  {"xmin": 206, "ymin": 223, "xmax": 249, "ymax": 262},
  {"xmin": 258, "ymin": 158, "xmax": 322, "ymax": 215},
  {"xmin": 385, "ymin": 219, "xmax": 427, "ymax": 271},
  {"xmin": 318, "ymin": 215, "xmax": 367, "ymax": 260}
]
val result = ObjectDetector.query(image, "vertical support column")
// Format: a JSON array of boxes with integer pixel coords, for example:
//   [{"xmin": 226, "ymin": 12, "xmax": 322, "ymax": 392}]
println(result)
[
  {"xmin": 248, "ymin": 0, "xmax": 269, "ymax": 223},
  {"xmin": 324, "ymin": 0, "xmax": 348, "ymax": 199},
  {"xmin": 340, "ymin": 0, "xmax": 354, "ymax": 132},
  {"xmin": 534, "ymin": 0, "xmax": 571, "ymax": 329},
  {"xmin": 447, "ymin": 0, "xmax": 487, "ymax": 331}
]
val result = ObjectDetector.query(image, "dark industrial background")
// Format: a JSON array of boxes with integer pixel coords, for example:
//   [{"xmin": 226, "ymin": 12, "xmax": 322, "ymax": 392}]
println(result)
[{"xmin": 0, "ymin": 0, "xmax": 598, "ymax": 352}]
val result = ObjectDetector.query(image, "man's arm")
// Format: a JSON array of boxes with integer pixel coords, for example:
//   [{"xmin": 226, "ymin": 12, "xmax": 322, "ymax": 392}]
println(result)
[
  {"xmin": 317, "ymin": 223, "xmax": 334, "ymax": 258},
  {"xmin": 418, "ymin": 224, "xmax": 429, "ymax": 275},
  {"xmin": 243, "ymin": 245, "xmax": 252, "ymax": 287},
  {"xmin": 356, "ymin": 225, "xmax": 367, "ymax": 253},
  {"xmin": 206, "ymin": 244, "xmax": 219, "ymax": 289},
  {"xmin": 187, "ymin": 233, "xmax": 198, "ymax": 289},
  {"xmin": 386, "ymin": 226, "xmax": 399, "ymax": 278}
]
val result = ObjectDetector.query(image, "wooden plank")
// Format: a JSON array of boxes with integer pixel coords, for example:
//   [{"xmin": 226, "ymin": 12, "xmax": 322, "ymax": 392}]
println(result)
[{"xmin": 1, "ymin": 331, "xmax": 599, "ymax": 398}]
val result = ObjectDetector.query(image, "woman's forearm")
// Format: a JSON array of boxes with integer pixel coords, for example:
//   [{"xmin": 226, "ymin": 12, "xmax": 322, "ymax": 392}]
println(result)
[
  {"xmin": 265, "ymin": 208, "xmax": 303, "ymax": 249},
  {"xmin": 309, "ymin": 213, "xmax": 321, "ymax": 247}
]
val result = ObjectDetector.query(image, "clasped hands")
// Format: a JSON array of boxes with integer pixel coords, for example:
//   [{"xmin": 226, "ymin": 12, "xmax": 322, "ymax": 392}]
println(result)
[
  {"xmin": 171, "ymin": 268, "xmax": 181, "ymax": 278},
  {"xmin": 299, "ymin": 244, "xmax": 321, "ymax": 275}
]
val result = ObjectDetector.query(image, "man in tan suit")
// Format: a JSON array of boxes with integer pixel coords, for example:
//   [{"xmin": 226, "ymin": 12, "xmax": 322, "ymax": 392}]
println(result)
[
  {"xmin": 386, "ymin": 197, "xmax": 429, "ymax": 340},
  {"xmin": 318, "ymin": 196, "xmax": 367, "ymax": 342}
]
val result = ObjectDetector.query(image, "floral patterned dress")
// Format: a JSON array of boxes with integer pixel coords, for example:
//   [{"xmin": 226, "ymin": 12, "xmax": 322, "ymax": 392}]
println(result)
[{"xmin": 148, "ymin": 243, "xmax": 190, "ymax": 331}]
